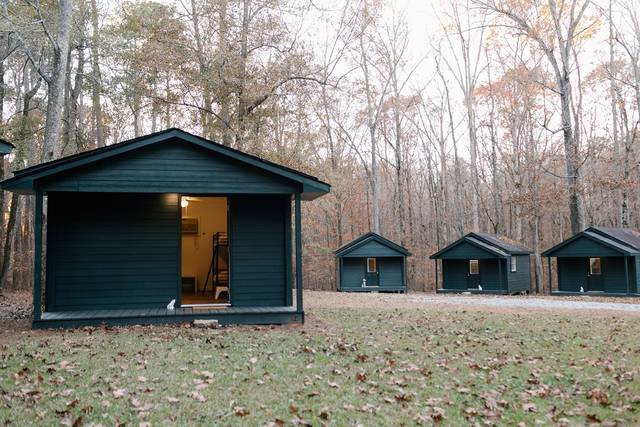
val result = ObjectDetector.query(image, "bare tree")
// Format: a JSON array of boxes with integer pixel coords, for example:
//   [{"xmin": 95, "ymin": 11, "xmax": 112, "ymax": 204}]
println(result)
[{"xmin": 476, "ymin": 0, "xmax": 593, "ymax": 234}]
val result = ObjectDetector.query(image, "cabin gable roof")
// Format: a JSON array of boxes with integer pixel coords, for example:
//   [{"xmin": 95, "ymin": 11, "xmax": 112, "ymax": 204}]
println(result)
[
  {"xmin": 335, "ymin": 232, "xmax": 411, "ymax": 258},
  {"xmin": 1, "ymin": 128, "xmax": 330, "ymax": 200},
  {"xmin": 430, "ymin": 232, "xmax": 531, "ymax": 259},
  {"xmin": 543, "ymin": 227, "xmax": 640, "ymax": 257}
]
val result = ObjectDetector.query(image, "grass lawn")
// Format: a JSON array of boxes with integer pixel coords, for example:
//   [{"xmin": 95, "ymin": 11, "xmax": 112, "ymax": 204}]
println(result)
[{"xmin": 1, "ymin": 308, "xmax": 639, "ymax": 426}]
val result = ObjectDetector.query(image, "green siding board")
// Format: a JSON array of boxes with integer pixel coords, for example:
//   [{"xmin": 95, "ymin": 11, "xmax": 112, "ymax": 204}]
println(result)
[
  {"xmin": 340, "ymin": 258, "xmax": 365, "ymax": 289},
  {"xmin": 230, "ymin": 195, "xmax": 288, "ymax": 307},
  {"xmin": 550, "ymin": 237, "xmax": 622, "ymax": 257},
  {"xmin": 557, "ymin": 258, "xmax": 586, "ymax": 292},
  {"xmin": 442, "ymin": 259, "xmax": 506, "ymax": 291},
  {"xmin": 342, "ymin": 241, "xmax": 406, "ymax": 258},
  {"xmin": 506, "ymin": 255, "xmax": 531, "ymax": 293},
  {"xmin": 39, "ymin": 141, "xmax": 299, "ymax": 194},
  {"xmin": 636, "ymin": 257, "xmax": 640, "ymax": 293},
  {"xmin": 441, "ymin": 259, "xmax": 467, "ymax": 290},
  {"xmin": 437, "ymin": 241, "xmax": 502, "ymax": 259},
  {"xmin": 478, "ymin": 259, "xmax": 503, "ymax": 290},
  {"xmin": 47, "ymin": 192, "xmax": 180, "ymax": 311},
  {"xmin": 556, "ymin": 256, "xmax": 637, "ymax": 293},
  {"xmin": 378, "ymin": 258, "xmax": 404, "ymax": 288},
  {"xmin": 339, "ymin": 257, "xmax": 405, "ymax": 290}
]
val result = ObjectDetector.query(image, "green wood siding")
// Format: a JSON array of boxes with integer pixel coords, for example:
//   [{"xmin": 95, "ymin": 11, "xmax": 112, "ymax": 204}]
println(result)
[
  {"xmin": 378, "ymin": 258, "xmax": 404, "ymax": 289},
  {"xmin": 441, "ymin": 259, "xmax": 468, "ymax": 289},
  {"xmin": 557, "ymin": 256, "xmax": 638, "ymax": 293},
  {"xmin": 603, "ymin": 257, "xmax": 627, "ymax": 293},
  {"xmin": 340, "ymin": 258, "xmax": 366, "ymax": 289},
  {"xmin": 437, "ymin": 241, "xmax": 501, "ymax": 259},
  {"xmin": 636, "ymin": 257, "xmax": 640, "ymax": 293},
  {"xmin": 557, "ymin": 257, "xmax": 586, "ymax": 292},
  {"xmin": 507, "ymin": 255, "xmax": 531, "ymax": 293},
  {"xmin": 39, "ymin": 140, "xmax": 299, "ymax": 195},
  {"xmin": 229, "ymin": 196, "xmax": 289, "ymax": 306},
  {"xmin": 550, "ymin": 236, "xmax": 621, "ymax": 257},
  {"xmin": 342, "ymin": 240, "xmax": 405, "ymax": 258},
  {"xmin": 339, "ymin": 257, "xmax": 405, "ymax": 291},
  {"xmin": 442, "ymin": 259, "xmax": 504, "ymax": 291},
  {"xmin": 46, "ymin": 192, "xmax": 180, "ymax": 311},
  {"xmin": 478, "ymin": 259, "xmax": 503, "ymax": 291}
]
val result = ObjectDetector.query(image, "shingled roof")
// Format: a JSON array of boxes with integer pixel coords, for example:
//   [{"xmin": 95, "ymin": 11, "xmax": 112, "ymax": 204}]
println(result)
[
  {"xmin": 543, "ymin": 226, "xmax": 640, "ymax": 257},
  {"xmin": 430, "ymin": 232, "xmax": 531, "ymax": 259}
]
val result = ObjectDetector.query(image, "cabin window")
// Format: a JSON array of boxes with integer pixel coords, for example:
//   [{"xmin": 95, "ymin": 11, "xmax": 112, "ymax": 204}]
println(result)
[
  {"xmin": 589, "ymin": 257, "xmax": 602, "ymax": 275},
  {"xmin": 511, "ymin": 257, "xmax": 517, "ymax": 272},
  {"xmin": 367, "ymin": 258, "xmax": 377, "ymax": 273},
  {"xmin": 469, "ymin": 259, "xmax": 479, "ymax": 275}
]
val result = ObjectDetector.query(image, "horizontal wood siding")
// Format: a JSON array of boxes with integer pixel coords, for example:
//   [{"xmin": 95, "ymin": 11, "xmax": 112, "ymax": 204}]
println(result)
[
  {"xmin": 39, "ymin": 139, "xmax": 299, "ymax": 194},
  {"xmin": 378, "ymin": 258, "xmax": 405, "ymax": 289},
  {"xmin": 636, "ymin": 257, "xmax": 640, "ymax": 293},
  {"xmin": 557, "ymin": 257, "xmax": 587, "ymax": 292},
  {"xmin": 507, "ymin": 255, "xmax": 531, "ymax": 293},
  {"xmin": 558, "ymin": 256, "xmax": 637, "ymax": 293},
  {"xmin": 602, "ymin": 257, "xmax": 630, "ymax": 293},
  {"xmin": 47, "ymin": 192, "xmax": 179, "ymax": 311},
  {"xmin": 438, "ymin": 241, "xmax": 500, "ymax": 259},
  {"xmin": 442, "ymin": 259, "xmax": 467, "ymax": 289},
  {"xmin": 230, "ymin": 196, "xmax": 288, "ymax": 306},
  {"xmin": 478, "ymin": 259, "xmax": 503, "ymax": 291},
  {"xmin": 342, "ymin": 241, "xmax": 403, "ymax": 258},
  {"xmin": 340, "ymin": 257, "xmax": 405, "ymax": 291},
  {"xmin": 550, "ymin": 237, "xmax": 621, "ymax": 257},
  {"xmin": 340, "ymin": 258, "xmax": 365, "ymax": 289}
]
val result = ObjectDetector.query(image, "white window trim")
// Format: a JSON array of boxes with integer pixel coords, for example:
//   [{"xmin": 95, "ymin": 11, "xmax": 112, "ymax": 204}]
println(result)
[
  {"xmin": 367, "ymin": 258, "xmax": 377, "ymax": 273},
  {"xmin": 469, "ymin": 259, "xmax": 479, "ymax": 275},
  {"xmin": 511, "ymin": 257, "xmax": 517, "ymax": 273}
]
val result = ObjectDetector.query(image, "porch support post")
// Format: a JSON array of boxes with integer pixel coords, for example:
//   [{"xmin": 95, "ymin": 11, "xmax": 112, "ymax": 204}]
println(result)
[
  {"xmin": 547, "ymin": 257, "xmax": 552, "ymax": 295},
  {"xmin": 434, "ymin": 259, "xmax": 438, "ymax": 292},
  {"xmin": 33, "ymin": 190, "xmax": 43, "ymax": 321},
  {"xmin": 294, "ymin": 193, "xmax": 303, "ymax": 315},
  {"xmin": 498, "ymin": 257, "xmax": 503, "ymax": 293},
  {"xmin": 624, "ymin": 255, "xmax": 630, "ymax": 296}
]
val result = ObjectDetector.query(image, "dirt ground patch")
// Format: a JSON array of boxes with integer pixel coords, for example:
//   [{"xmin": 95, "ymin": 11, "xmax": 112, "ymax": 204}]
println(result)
[{"xmin": 305, "ymin": 290, "xmax": 640, "ymax": 318}]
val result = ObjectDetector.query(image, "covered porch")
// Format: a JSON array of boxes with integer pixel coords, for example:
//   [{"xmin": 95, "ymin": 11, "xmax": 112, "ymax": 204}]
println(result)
[
  {"xmin": 36, "ymin": 306, "xmax": 301, "ymax": 329},
  {"xmin": 0, "ymin": 129, "xmax": 330, "ymax": 328}
]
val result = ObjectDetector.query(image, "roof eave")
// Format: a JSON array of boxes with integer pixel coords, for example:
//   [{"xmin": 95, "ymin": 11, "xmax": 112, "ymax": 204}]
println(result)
[
  {"xmin": 543, "ymin": 231, "xmax": 638, "ymax": 257},
  {"xmin": 2, "ymin": 129, "xmax": 331, "ymax": 197}
]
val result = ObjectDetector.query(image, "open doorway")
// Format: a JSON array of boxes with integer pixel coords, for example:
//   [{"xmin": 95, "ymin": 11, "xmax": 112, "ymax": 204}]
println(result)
[{"xmin": 181, "ymin": 196, "xmax": 229, "ymax": 306}]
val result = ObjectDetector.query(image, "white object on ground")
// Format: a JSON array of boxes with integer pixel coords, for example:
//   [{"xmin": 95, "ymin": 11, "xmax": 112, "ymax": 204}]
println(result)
[{"xmin": 167, "ymin": 299, "xmax": 175, "ymax": 310}]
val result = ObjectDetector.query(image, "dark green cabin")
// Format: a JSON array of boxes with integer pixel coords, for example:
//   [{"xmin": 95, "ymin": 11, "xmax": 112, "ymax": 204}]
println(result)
[
  {"xmin": 542, "ymin": 227, "xmax": 640, "ymax": 296},
  {"xmin": 335, "ymin": 232, "xmax": 410, "ymax": 293},
  {"xmin": 430, "ymin": 233, "xmax": 532, "ymax": 294},
  {"xmin": 1, "ymin": 128, "xmax": 330, "ymax": 328}
]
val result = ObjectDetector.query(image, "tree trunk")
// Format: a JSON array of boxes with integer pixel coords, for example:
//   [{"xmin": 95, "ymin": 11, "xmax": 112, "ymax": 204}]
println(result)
[
  {"xmin": 235, "ymin": 0, "xmax": 251, "ymax": 147},
  {"xmin": 91, "ymin": 0, "xmax": 105, "ymax": 147},
  {"xmin": 0, "ymin": 193, "xmax": 19, "ymax": 288},
  {"xmin": 359, "ymin": 7, "xmax": 381, "ymax": 235},
  {"xmin": 42, "ymin": 0, "xmax": 73, "ymax": 161}
]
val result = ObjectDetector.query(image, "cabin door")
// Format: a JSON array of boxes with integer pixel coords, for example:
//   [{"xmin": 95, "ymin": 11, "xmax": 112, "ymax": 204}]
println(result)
[
  {"xmin": 364, "ymin": 258, "xmax": 379, "ymax": 287},
  {"xmin": 467, "ymin": 259, "xmax": 481, "ymax": 289},
  {"xmin": 587, "ymin": 257, "xmax": 604, "ymax": 291}
]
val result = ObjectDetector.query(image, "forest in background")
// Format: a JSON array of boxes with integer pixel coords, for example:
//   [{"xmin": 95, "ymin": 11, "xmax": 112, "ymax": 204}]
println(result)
[{"xmin": 0, "ymin": 0, "xmax": 638, "ymax": 293}]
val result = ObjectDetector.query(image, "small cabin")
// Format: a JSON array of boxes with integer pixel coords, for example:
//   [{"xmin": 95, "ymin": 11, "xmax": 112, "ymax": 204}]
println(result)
[
  {"xmin": 335, "ymin": 232, "xmax": 410, "ymax": 292},
  {"xmin": 543, "ymin": 227, "xmax": 640, "ymax": 296},
  {"xmin": 1, "ymin": 128, "xmax": 330, "ymax": 328},
  {"xmin": 430, "ymin": 233, "xmax": 532, "ymax": 294}
]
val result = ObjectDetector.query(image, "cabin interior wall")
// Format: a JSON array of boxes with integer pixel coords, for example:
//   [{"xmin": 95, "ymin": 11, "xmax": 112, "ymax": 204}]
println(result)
[{"xmin": 181, "ymin": 196, "xmax": 228, "ymax": 304}]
